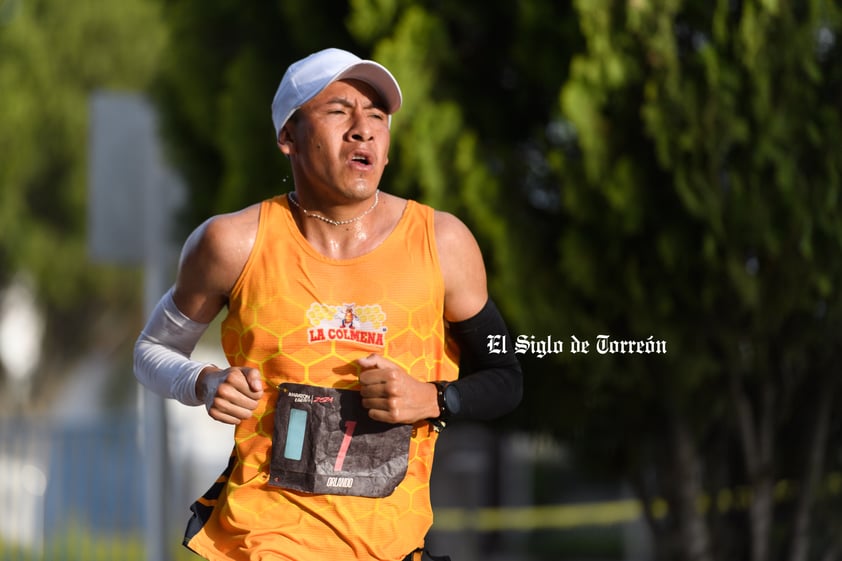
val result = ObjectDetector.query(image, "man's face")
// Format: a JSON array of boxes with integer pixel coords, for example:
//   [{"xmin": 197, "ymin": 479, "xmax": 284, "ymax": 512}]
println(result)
[{"xmin": 279, "ymin": 79, "xmax": 391, "ymax": 203}]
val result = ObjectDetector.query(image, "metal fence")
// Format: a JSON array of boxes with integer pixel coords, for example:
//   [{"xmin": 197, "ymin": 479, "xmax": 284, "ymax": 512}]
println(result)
[{"xmin": 0, "ymin": 414, "xmax": 149, "ymax": 560}]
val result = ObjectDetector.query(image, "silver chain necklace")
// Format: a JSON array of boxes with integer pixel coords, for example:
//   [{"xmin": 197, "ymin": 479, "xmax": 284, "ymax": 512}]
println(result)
[{"xmin": 287, "ymin": 190, "xmax": 380, "ymax": 226}]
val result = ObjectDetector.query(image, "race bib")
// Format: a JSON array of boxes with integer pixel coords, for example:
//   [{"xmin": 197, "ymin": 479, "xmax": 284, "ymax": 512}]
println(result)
[{"xmin": 269, "ymin": 383, "xmax": 412, "ymax": 498}]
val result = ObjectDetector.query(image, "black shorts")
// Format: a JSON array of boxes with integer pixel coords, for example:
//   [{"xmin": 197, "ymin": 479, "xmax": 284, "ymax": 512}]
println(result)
[{"xmin": 403, "ymin": 549, "xmax": 451, "ymax": 561}]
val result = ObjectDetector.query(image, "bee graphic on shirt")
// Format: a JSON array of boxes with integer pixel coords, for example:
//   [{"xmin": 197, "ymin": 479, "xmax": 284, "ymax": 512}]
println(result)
[{"xmin": 340, "ymin": 306, "xmax": 359, "ymax": 329}]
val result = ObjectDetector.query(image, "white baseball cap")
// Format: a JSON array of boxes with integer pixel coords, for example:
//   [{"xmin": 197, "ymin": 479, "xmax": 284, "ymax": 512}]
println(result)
[{"xmin": 271, "ymin": 48, "xmax": 403, "ymax": 139}]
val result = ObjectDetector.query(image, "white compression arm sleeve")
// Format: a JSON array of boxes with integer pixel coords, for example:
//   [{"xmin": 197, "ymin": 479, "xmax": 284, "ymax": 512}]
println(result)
[{"xmin": 133, "ymin": 287, "xmax": 215, "ymax": 407}]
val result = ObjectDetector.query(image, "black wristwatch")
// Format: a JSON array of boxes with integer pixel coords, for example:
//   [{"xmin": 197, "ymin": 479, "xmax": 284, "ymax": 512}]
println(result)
[{"xmin": 432, "ymin": 381, "xmax": 462, "ymax": 420}]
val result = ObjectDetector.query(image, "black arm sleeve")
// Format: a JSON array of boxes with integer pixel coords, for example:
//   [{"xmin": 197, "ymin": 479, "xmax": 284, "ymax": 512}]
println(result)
[{"xmin": 446, "ymin": 299, "xmax": 523, "ymax": 421}]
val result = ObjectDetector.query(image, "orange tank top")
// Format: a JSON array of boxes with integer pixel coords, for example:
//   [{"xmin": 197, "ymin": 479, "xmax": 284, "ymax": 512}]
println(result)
[{"xmin": 184, "ymin": 195, "xmax": 459, "ymax": 561}]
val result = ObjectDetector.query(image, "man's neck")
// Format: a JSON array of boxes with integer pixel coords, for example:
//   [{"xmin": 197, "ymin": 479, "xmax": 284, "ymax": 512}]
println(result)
[{"xmin": 289, "ymin": 192, "xmax": 406, "ymax": 260}]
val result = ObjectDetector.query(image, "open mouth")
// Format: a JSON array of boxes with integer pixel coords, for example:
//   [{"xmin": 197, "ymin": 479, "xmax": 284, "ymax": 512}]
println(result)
[{"xmin": 350, "ymin": 152, "xmax": 372, "ymax": 166}]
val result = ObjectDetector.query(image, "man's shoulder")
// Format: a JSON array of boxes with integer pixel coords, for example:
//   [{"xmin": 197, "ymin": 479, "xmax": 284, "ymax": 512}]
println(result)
[
  {"xmin": 202, "ymin": 203, "xmax": 261, "ymax": 239},
  {"xmin": 184, "ymin": 203, "xmax": 261, "ymax": 267},
  {"xmin": 389, "ymin": 195, "xmax": 476, "ymax": 249},
  {"xmin": 432, "ymin": 209, "xmax": 474, "ymax": 244},
  {"xmin": 397, "ymin": 197, "xmax": 466, "ymax": 231}
]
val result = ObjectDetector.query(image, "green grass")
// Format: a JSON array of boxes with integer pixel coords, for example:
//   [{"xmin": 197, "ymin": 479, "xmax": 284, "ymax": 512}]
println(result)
[{"xmin": 0, "ymin": 523, "xmax": 197, "ymax": 561}]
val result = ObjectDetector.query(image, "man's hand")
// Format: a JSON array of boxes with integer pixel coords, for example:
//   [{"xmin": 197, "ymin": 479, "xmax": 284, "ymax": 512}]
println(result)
[
  {"xmin": 357, "ymin": 354, "xmax": 439, "ymax": 424},
  {"xmin": 197, "ymin": 366, "xmax": 264, "ymax": 425}
]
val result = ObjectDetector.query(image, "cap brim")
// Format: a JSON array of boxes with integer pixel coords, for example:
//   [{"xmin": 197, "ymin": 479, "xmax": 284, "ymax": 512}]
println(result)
[{"xmin": 335, "ymin": 61, "xmax": 402, "ymax": 115}]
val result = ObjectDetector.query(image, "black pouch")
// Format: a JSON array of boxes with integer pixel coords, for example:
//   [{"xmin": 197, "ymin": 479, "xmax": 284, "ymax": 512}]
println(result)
[{"xmin": 269, "ymin": 383, "xmax": 412, "ymax": 498}]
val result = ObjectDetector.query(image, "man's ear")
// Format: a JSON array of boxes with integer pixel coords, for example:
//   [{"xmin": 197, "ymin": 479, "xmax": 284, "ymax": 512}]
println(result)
[{"xmin": 277, "ymin": 125, "xmax": 294, "ymax": 156}]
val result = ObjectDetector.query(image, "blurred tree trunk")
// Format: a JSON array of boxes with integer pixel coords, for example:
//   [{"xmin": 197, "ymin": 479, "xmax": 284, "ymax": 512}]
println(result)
[
  {"xmin": 788, "ymin": 377, "xmax": 834, "ymax": 561},
  {"xmin": 672, "ymin": 416, "xmax": 713, "ymax": 561},
  {"xmin": 731, "ymin": 375, "xmax": 775, "ymax": 561}
]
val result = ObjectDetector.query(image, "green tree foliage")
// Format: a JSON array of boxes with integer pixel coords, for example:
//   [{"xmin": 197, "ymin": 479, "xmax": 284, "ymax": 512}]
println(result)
[
  {"xmin": 0, "ymin": 0, "xmax": 165, "ymax": 398},
  {"xmin": 151, "ymin": 0, "xmax": 356, "ymax": 223},
  {"xmin": 537, "ymin": 2, "xmax": 842, "ymax": 560}
]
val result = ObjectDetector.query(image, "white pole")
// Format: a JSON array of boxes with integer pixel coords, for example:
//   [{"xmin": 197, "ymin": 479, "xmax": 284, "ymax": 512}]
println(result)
[
  {"xmin": 142, "ymin": 97, "xmax": 174, "ymax": 561},
  {"xmin": 141, "ymin": 281, "xmax": 171, "ymax": 561},
  {"xmin": 89, "ymin": 91, "xmax": 181, "ymax": 561}
]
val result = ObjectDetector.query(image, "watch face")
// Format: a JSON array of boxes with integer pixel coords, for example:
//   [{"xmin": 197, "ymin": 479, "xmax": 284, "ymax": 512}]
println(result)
[{"xmin": 444, "ymin": 384, "xmax": 462, "ymax": 415}]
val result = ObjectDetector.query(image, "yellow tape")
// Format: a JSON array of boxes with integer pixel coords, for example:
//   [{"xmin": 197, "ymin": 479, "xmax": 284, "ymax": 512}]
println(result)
[
  {"xmin": 433, "ymin": 500, "xmax": 641, "ymax": 532},
  {"xmin": 432, "ymin": 472, "xmax": 842, "ymax": 532}
]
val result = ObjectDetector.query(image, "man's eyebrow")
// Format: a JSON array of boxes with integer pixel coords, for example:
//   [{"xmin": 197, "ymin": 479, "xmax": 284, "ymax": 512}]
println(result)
[
  {"xmin": 324, "ymin": 97, "xmax": 353, "ymax": 108},
  {"xmin": 323, "ymin": 97, "xmax": 387, "ymax": 112}
]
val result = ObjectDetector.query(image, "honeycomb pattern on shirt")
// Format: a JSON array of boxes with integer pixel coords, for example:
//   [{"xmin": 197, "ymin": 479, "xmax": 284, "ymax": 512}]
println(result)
[{"xmin": 184, "ymin": 197, "xmax": 459, "ymax": 561}]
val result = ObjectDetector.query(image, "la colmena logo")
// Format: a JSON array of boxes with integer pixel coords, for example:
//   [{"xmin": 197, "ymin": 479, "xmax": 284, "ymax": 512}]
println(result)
[{"xmin": 306, "ymin": 303, "xmax": 387, "ymax": 347}]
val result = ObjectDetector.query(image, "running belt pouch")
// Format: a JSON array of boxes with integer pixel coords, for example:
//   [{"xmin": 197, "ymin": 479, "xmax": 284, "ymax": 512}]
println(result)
[{"xmin": 269, "ymin": 383, "xmax": 412, "ymax": 498}]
